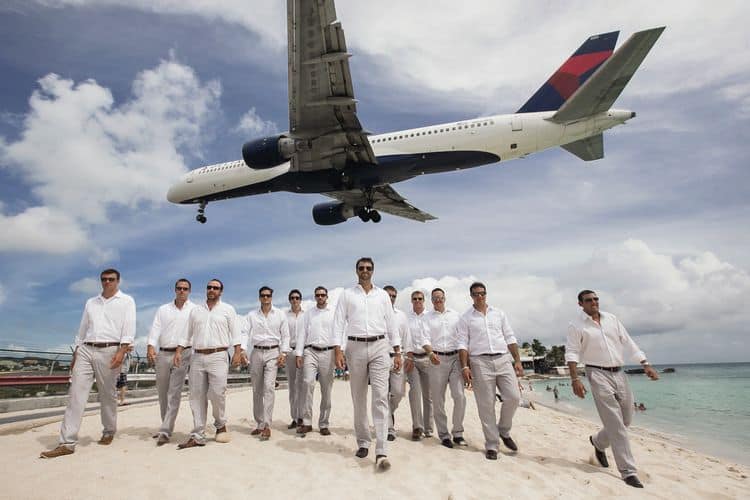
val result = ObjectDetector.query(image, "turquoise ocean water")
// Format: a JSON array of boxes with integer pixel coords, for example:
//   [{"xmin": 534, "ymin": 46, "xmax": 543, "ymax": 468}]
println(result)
[{"xmin": 529, "ymin": 362, "xmax": 750, "ymax": 465}]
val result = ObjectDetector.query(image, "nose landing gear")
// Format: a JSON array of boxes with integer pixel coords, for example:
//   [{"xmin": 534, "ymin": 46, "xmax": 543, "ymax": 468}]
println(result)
[{"xmin": 196, "ymin": 201, "xmax": 207, "ymax": 224}]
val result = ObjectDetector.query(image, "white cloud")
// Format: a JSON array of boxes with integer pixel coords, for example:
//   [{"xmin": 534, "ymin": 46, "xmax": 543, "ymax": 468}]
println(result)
[
  {"xmin": 233, "ymin": 107, "xmax": 279, "ymax": 137},
  {"xmin": 68, "ymin": 277, "xmax": 101, "ymax": 295},
  {"xmin": 0, "ymin": 57, "xmax": 221, "ymax": 254}
]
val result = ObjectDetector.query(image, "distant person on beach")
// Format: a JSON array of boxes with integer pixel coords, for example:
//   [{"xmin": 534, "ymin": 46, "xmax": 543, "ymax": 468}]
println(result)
[
  {"xmin": 333, "ymin": 257, "xmax": 401, "ymax": 471},
  {"xmin": 404, "ymin": 289, "xmax": 433, "ymax": 441},
  {"xmin": 117, "ymin": 348, "xmax": 132, "ymax": 405},
  {"xmin": 384, "ymin": 285, "xmax": 408, "ymax": 442},
  {"xmin": 175, "ymin": 279, "xmax": 242, "ymax": 449},
  {"xmin": 146, "ymin": 278, "xmax": 196, "ymax": 446},
  {"xmin": 243, "ymin": 286, "xmax": 290, "ymax": 441},
  {"xmin": 458, "ymin": 281, "xmax": 524, "ymax": 461},
  {"xmin": 638, "ymin": 403, "xmax": 646, "ymax": 411},
  {"xmin": 565, "ymin": 289, "xmax": 659, "ymax": 489},
  {"xmin": 553, "ymin": 385, "xmax": 559, "ymax": 401},
  {"xmin": 295, "ymin": 286, "xmax": 336, "ymax": 436},
  {"xmin": 41, "ymin": 268, "xmax": 135, "ymax": 459},
  {"xmin": 421, "ymin": 287, "xmax": 467, "ymax": 449},
  {"xmin": 285, "ymin": 289, "xmax": 305, "ymax": 431}
]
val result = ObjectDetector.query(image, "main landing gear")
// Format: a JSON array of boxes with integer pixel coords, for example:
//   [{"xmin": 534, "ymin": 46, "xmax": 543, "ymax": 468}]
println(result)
[
  {"xmin": 196, "ymin": 201, "xmax": 207, "ymax": 224},
  {"xmin": 357, "ymin": 207, "xmax": 381, "ymax": 223}
]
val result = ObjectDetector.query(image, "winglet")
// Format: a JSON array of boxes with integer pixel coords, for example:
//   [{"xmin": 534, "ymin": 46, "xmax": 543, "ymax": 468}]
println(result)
[{"xmin": 517, "ymin": 31, "xmax": 619, "ymax": 113}]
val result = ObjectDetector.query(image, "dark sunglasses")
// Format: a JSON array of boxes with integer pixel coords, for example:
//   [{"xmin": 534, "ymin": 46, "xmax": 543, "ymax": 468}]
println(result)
[
  {"xmin": 101, "ymin": 277, "xmax": 117, "ymax": 282},
  {"xmin": 260, "ymin": 293, "xmax": 272, "ymax": 298},
  {"xmin": 412, "ymin": 297, "xmax": 424, "ymax": 301},
  {"xmin": 584, "ymin": 297, "xmax": 600, "ymax": 303},
  {"xmin": 175, "ymin": 286, "xmax": 190, "ymax": 291},
  {"xmin": 290, "ymin": 296, "xmax": 301, "ymax": 300},
  {"xmin": 357, "ymin": 266, "xmax": 373, "ymax": 271},
  {"xmin": 206, "ymin": 285, "xmax": 222, "ymax": 290},
  {"xmin": 471, "ymin": 291, "xmax": 486, "ymax": 297},
  {"xmin": 315, "ymin": 293, "xmax": 327, "ymax": 298}
]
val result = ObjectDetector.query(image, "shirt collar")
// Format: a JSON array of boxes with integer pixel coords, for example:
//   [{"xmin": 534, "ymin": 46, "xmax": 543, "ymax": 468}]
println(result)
[{"xmin": 98, "ymin": 290, "xmax": 123, "ymax": 302}]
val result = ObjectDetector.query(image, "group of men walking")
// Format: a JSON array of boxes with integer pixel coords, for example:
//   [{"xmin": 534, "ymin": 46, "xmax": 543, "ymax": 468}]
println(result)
[{"xmin": 39, "ymin": 259, "xmax": 659, "ymax": 488}]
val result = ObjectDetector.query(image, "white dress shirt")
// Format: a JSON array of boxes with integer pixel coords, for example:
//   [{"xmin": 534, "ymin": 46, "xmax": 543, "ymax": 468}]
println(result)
[
  {"xmin": 182, "ymin": 300, "xmax": 241, "ymax": 349},
  {"xmin": 332, "ymin": 284, "xmax": 400, "ymax": 348},
  {"xmin": 423, "ymin": 308, "xmax": 461, "ymax": 351},
  {"xmin": 287, "ymin": 309, "xmax": 305, "ymax": 350},
  {"xmin": 392, "ymin": 308, "xmax": 409, "ymax": 354},
  {"xmin": 457, "ymin": 305, "xmax": 518, "ymax": 356},
  {"xmin": 565, "ymin": 310, "xmax": 646, "ymax": 367},
  {"xmin": 147, "ymin": 300, "xmax": 196, "ymax": 348},
  {"xmin": 75, "ymin": 290, "xmax": 136, "ymax": 346},
  {"xmin": 244, "ymin": 306, "xmax": 291, "ymax": 353},
  {"xmin": 296, "ymin": 305, "xmax": 335, "ymax": 356},
  {"xmin": 406, "ymin": 310, "xmax": 429, "ymax": 354}
]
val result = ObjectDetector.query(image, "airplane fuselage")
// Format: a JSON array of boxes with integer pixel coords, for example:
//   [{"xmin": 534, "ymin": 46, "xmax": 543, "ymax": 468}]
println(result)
[{"xmin": 167, "ymin": 108, "xmax": 634, "ymax": 205}]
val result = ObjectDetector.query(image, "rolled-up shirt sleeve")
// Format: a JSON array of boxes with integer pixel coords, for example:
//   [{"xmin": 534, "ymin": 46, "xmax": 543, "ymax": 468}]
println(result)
[
  {"xmin": 280, "ymin": 314, "xmax": 291, "ymax": 353},
  {"xmin": 147, "ymin": 308, "xmax": 162, "ymax": 347},
  {"xmin": 619, "ymin": 319, "xmax": 646, "ymax": 364},
  {"xmin": 456, "ymin": 315, "xmax": 469, "ymax": 351},
  {"xmin": 74, "ymin": 302, "xmax": 89, "ymax": 348},
  {"xmin": 500, "ymin": 312, "xmax": 517, "ymax": 346},
  {"xmin": 295, "ymin": 312, "xmax": 309, "ymax": 358},
  {"xmin": 120, "ymin": 296, "xmax": 136, "ymax": 345},
  {"xmin": 332, "ymin": 292, "xmax": 347, "ymax": 347},
  {"xmin": 564, "ymin": 322, "xmax": 582, "ymax": 364},
  {"xmin": 229, "ymin": 307, "xmax": 241, "ymax": 347},
  {"xmin": 180, "ymin": 310, "xmax": 194, "ymax": 348},
  {"xmin": 386, "ymin": 300, "xmax": 399, "ymax": 348}
]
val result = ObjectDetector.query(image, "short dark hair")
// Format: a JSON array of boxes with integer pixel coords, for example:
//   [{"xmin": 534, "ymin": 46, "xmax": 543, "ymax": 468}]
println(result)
[
  {"xmin": 383, "ymin": 285, "xmax": 397, "ymax": 294},
  {"xmin": 469, "ymin": 281, "xmax": 486, "ymax": 294},
  {"xmin": 314, "ymin": 286, "xmax": 328, "ymax": 294},
  {"xmin": 411, "ymin": 290, "xmax": 424, "ymax": 298},
  {"xmin": 175, "ymin": 278, "xmax": 191, "ymax": 289},
  {"xmin": 578, "ymin": 289, "xmax": 596, "ymax": 302},
  {"xmin": 100, "ymin": 268, "xmax": 120, "ymax": 280},
  {"xmin": 356, "ymin": 257, "xmax": 374, "ymax": 269},
  {"xmin": 431, "ymin": 287, "xmax": 445, "ymax": 296},
  {"xmin": 259, "ymin": 286, "xmax": 273, "ymax": 295},
  {"xmin": 288, "ymin": 289, "xmax": 302, "ymax": 300},
  {"xmin": 208, "ymin": 278, "xmax": 224, "ymax": 290}
]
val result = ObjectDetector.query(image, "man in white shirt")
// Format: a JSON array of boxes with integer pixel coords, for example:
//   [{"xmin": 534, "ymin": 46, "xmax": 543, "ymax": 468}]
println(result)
[
  {"xmin": 384, "ymin": 285, "xmax": 408, "ymax": 442},
  {"xmin": 404, "ymin": 289, "xmax": 433, "ymax": 441},
  {"xmin": 295, "ymin": 286, "xmax": 336, "ymax": 435},
  {"xmin": 41, "ymin": 268, "xmax": 136, "ymax": 458},
  {"xmin": 286, "ymin": 289, "xmax": 305, "ymax": 430},
  {"xmin": 245, "ymin": 286, "xmax": 290, "ymax": 441},
  {"xmin": 146, "ymin": 278, "xmax": 196, "ymax": 446},
  {"xmin": 175, "ymin": 279, "xmax": 242, "ymax": 449},
  {"xmin": 421, "ymin": 287, "xmax": 467, "ymax": 449},
  {"xmin": 566, "ymin": 289, "xmax": 659, "ymax": 489},
  {"xmin": 458, "ymin": 281, "xmax": 524, "ymax": 461},
  {"xmin": 333, "ymin": 258, "xmax": 401, "ymax": 471}
]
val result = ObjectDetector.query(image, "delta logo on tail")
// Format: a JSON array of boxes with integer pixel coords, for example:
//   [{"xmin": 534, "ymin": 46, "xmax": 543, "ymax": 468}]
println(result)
[{"xmin": 517, "ymin": 31, "xmax": 619, "ymax": 113}]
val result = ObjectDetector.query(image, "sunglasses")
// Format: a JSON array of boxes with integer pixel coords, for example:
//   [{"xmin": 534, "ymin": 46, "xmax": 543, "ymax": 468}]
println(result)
[
  {"xmin": 471, "ymin": 291, "xmax": 487, "ymax": 297},
  {"xmin": 584, "ymin": 297, "xmax": 600, "ymax": 303},
  {"xmin": 315, "ymin": 293, "xmax": 327, "ymax": 298},
  {"xmin": 175, "ymin": 286, "xmax": 190, "ymax": 291},
  {"xmin": 432, "ymin": 297, "xmax": 445, "ymax": 302},
  {"xmin": 388, "ymin": 294, "xmax": 397, "ymax": 299},
  {"xmin": 101, "ymin": 277, "xmax": 117, "ymax": 282},
  {"xmin": 412, "ymin": 297, "xmax": 424, "ymax": 301},
  {"xmin": 357, "ymin": 266, "xmax": 373, "ymax": 271},
  {"xmin": 206, "ymin": 285, "xmax": 222, "ymax": 290},
  {"xmin": 290, "ymin": 296, "xmax": 301, "ymax": 300},
  {"xmin": 260, "ymin": 294, "xmax": 272, "ymax": 298}
]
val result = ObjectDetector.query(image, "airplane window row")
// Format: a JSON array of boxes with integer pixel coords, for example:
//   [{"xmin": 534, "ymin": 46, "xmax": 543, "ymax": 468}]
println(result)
[
  {"xmin": 200, "ymin": 161, "xmax": 243, "ymax": 174},
  {"xmin": 370, "ymin": 120, "xmax": 495, "ymax": 143}
]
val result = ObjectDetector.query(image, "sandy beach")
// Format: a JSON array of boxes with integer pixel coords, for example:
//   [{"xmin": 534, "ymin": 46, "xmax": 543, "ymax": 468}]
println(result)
[{"xmin": 1, "ymin": 381, "xmax": 747, "ymax": 500}]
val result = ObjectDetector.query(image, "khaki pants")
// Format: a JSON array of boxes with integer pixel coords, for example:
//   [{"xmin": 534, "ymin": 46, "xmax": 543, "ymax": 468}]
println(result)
[
  {"xmin": 155, "ymin": 348, "xmax": 191, "ymax": 437},
  {"xmin": 59, "ymin": 344, "xmax": 119, "ymax": 448},
  {"xmin": 287, "ymin": 348, "xmax": 304, "ymax": 422},
  {"xmin": 406, "ymin": 356, "xmax": 433, "ymax": 433},
  {"xmin": 470, "ymin": 353, "xmax": 520, "ymax": 452},
  {"xmin": 188, "ymin": 350, "xmax": 229, "ymax": 444},
  {"xmin": 346, "ymin": 338, "xmax": 390, "ymax": 455},
  {"xmin": 388, "ymin": 355, "xmax": 406, "ymax": 435},
  {"xmin": 301, "ymin": 347, "xmax": 335, "ymax": 428},
  {"xmin": 587, "ymin": 367, "xmax": 637, "ymax": 479},
  {"xmin": 250, "ymin": 347, "xmax": 279, "ymax": 429},
  {"xmin": 429, "ymin": 352, "xmax": 466, "ymax": 440}
]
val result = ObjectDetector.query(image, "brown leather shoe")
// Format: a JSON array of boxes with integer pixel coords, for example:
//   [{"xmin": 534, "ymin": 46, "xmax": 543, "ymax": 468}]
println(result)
[
  {"xmin": 411, "ymin": 428, "xmax": 424, "ymax": 441},
  {"xmin": 98, "ymin": 434, "xmax": 114, "ymax": 445},
  {"xmin": 177, "ymin": 438, "xmax": 205, "ymax": 449},
  {"xmin": 215, "ymin": 425, "xmax": 230, "ymax": 443},
  {"xmin": 260, "ymin": 428, "xmax": 271, "ymax": 441},
  {"xmin": 297, "ymin": 425, "xmax": 313, "ymax": 434},
  {"xmin": 251, "ymin": 428, "xmax": 263, "ymax": 436},
  {"xmin": 320, "ymin": 428, "xmax": 331, "ymax": 436},
  {"xmin": 287, "ymin": 420, "xmax": 298, "ymax": 429},
  {"xmin": 40, "ymin": 445, "xmax": 74, "ymax": 459}
]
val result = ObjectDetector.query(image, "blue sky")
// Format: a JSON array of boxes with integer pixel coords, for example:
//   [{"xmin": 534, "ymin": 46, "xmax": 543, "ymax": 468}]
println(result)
[{"xmin": 1, "ymin": 0, "xmax": 749, "ymax": 363}]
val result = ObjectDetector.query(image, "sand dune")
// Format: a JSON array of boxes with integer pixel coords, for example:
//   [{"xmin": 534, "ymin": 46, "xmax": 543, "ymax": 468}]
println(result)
[{"xmin": 1, "ymin": 381, "xmax": 747, "ymax": 499}]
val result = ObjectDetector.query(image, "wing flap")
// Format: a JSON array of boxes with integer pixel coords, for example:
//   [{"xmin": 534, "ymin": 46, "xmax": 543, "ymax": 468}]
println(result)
[
  {"xmin": 326, "ymin": 185, "xmax": 437, "ymax": 222},
  {"xmin": 561, "ymin": 134, "xmax": 604, "ymax": 161}
]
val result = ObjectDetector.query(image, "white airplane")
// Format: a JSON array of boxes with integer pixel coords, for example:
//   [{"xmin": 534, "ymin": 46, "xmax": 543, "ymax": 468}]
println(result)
[{"xmin": 167, "ymin": 0, "xmax": 664, "ymax": 225}]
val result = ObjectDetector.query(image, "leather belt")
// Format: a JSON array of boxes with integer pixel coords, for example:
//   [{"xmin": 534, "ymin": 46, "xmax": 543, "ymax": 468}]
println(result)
[
  {"xmin": 586, "ymin": 364, "xmax": 621, "ymax": 372},
  {"xmin": 195, "ymin": 347, "xmax": 228, "ymax": 354},
  {"xmin": 476, "ymin": 352, "xmax": 506, "ymax": 358},
  {"xmin": 410, "ymin": 352, "xmax": 429, "ymax": 358},
  {"xmin": 347, "ymin": 335, "xmax": 385, "ymax": 343},
  {"xmin": 253, "ymin": 345, "xmax": 279, "ymax": 350},
  {"xmin": 306, "ymin": 345, "xmax": 335, "ymax": 352},
  {"xmin": 84, "ymin": 342, "xmax": 120, "ymax": 348},
  {"xmin": 160, "ymin": 347, "xmax": 191, "ymax": 352},
  {"xmin": 433, "ymin": 350, "xmax": 458, "ymax": 356}
]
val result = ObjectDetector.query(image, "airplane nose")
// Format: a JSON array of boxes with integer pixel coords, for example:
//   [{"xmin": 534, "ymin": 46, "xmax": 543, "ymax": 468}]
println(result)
[{"xmin": 166, "ymin": 182, "xmax": 183, "ymax": 203}]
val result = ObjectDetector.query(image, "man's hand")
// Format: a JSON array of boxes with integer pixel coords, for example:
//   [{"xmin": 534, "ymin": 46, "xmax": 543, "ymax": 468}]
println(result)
[
  {"xmin": 173, "ymin": 351, "xmax": 182, "ymax": 368},
  {"xmin": 231, "ymin": 353, "xmax": 242, "ymax": 367},
  {"xmin": 404, "ymin": 358, "xmax": 414, "ymax": 373},
  {"xmin": 147, "ymin": 346, "xmax": 157, "ymax": 366},
  {"xmin": 277, "ymin": 354, "xmax": 286, "ymax": 368},
  {"xmin": 393, "ymin": 354, "xmax": 402, "ymax": 372},
  {"xmin": 513, "ymin": 360, "xmax": 524, "ymax": 378},
  {"xmin": 110, "ymin": 348, "xmax": 126, "ymax": 369},
  {"xmin": 296, "ymin": 356, "xmax": 303, "ymax": 369},
  {"xmin": 572, "ymin": 378, "xmax": 587, "ymax": 399},
  {"xmin": 462, "ymin": 366, "xmax": 472, "ymax": 388},
  {"xmin": 644, "ymin": 365, "xmax": 660, "ymax": 381},
  {"xmin": 335, "ymin": 348, "xmax": 345, "ymax": 370},
  {"xmin": 429, "ymin": 352, "xmax": 440, "ymax": 366}
]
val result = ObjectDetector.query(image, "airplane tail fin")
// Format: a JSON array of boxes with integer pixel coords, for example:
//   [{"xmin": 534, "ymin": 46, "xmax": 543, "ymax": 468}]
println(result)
[{"xmin": 517, "ymin": 31, "xmax": 619, "ymax": 114}]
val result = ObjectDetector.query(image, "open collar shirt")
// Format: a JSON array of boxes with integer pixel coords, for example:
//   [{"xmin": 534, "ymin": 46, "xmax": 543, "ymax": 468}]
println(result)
[
  {"xmin": 147, "ymin": 300, "xmax": 196, "ymax": 349},
  {"xmin": 296, "ymin": 305, "xmax": 334, "ymax": 356},
  {"xmin": 423, "ymin": 308, "xmax": 461, "ymax": 351},
  {"xmin": 406, "ymin": 309, "xmax": 429, "ymax": 354},
  {"xmin": 332, "ymin": 284, "xmax": 399, "ymax": 348},
  {"xmin": 457, "ymin": 305, "xmax": 518, "ymax": 356},
  {"xmin": 75, "ymin": 290, "xmax": 136, "ymax": 347},
  {"xmin": 565, "ymin": 310, "xmax": 646, "ymax": 367},
  {"xmin": 182, "ymin": 300, "xmax": 241, "ymax": 350},
  {"xmin": 244, "ymin": 306, "xmax": 291, "ymax": 352},
  {"xmin": 286, "ymin": 309, "xmax": 305, "ymax": 349}
]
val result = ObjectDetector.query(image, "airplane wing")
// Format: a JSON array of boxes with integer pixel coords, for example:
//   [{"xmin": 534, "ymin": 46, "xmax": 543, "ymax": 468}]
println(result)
[
  {"xmin": 561, "ymin": 133, "xmax": 604, "ymax": 161},
  {"xmin": 551, "ymin": 27, "xmax": 665, "ymax": 123},
  {"xmin": 325, "ymin": 185, "xmax": 437, "ymax": 222},
  {"xmin": 287, "ymin": 0, "xmax": 376, "ymax": 172}
]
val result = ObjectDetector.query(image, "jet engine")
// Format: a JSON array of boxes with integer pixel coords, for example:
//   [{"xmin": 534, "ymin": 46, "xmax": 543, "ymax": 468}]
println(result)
[
  {"xmin": 241, "ymin": 134, "xmax": 295, "ymax": 169},
  {"xmin": 312, "ymin": 202, "xmax": 356, "ymax": 225}
]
